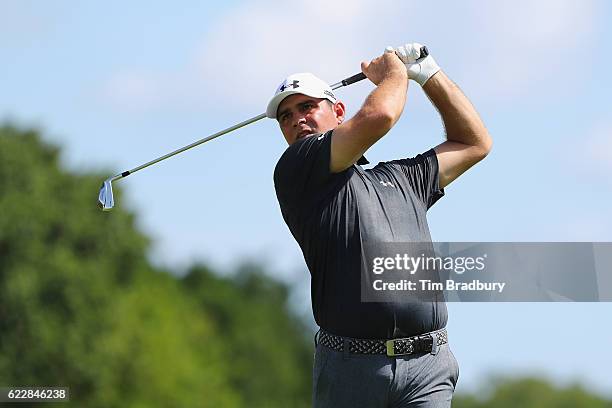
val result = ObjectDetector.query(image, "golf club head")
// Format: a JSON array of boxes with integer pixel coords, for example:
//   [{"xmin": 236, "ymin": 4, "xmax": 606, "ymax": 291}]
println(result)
[{"xmin": 98, "ymin": 179, "xmax": 114, "ymax": 211}]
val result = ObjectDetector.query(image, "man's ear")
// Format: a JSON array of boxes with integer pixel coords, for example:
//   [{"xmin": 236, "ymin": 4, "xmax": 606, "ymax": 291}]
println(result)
[{"xmin": 333, "ymin": 101, "xmax": 346, "ymax": 124}]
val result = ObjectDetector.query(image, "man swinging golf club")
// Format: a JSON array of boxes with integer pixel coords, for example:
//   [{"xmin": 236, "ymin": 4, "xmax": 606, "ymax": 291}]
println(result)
[{"xmin": 270, "ymin": 43, "xmax": 492, "ymax": 407}]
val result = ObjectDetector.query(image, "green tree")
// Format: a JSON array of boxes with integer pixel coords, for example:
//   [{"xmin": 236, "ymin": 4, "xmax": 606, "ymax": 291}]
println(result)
[
  {"xmin": 453, "ymin": 376, "xmax": 612, "ymax": 408},
  {"xmin": 1, "ymin": 124, "xmax": 312, "ymax": 407},
  {"xmin": 183, "ymin": 263, "xmax": 313, "ymax": 408}
]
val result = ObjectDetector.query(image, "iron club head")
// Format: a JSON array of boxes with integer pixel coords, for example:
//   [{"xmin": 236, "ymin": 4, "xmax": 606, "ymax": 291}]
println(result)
[{"xmin": 98, "ymin": 178, "xmax": 114, "ymax": 211}]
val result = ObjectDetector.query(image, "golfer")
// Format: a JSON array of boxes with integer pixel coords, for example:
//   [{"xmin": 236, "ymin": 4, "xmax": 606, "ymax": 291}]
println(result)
[{"xmin": 269, "ymin": 43, "xmax": 492, "ymax": 408}]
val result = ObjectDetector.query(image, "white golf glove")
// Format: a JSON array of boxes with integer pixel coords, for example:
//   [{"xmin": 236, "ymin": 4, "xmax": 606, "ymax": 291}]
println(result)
[{"xmin": 385, "ymin": 43, "xmax": 440, "ymax": 86}]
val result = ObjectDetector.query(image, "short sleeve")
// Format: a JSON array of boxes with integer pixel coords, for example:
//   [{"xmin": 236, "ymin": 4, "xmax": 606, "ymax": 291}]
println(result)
[
  {"xmin": 379, "ymin": 148, "xmax": 445, "ymax": 210},
  {"xmin": 273, "ymin": 130, "xmax": 336, "ymax": 210}
]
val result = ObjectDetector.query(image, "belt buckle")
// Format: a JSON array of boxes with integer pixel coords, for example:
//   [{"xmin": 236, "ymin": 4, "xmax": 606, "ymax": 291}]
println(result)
[
  {"xmin": 420, "ymin": 334, "xmax": 434, "ymax": 350},
  {"xmin": 385, "ymin": 338, "xmax": 414, "ymax": 357}
]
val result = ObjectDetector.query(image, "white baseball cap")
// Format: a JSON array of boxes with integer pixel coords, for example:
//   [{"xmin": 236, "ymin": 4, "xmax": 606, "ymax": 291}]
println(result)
[{"xmin": 266, "ymin": 73, "xmax": 337, "ymax": 119}]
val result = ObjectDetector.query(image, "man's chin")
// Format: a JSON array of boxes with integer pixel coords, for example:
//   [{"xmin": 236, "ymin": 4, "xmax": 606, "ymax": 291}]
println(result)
[{"xmin": 296, "ymin": 132, "xmax": 312, "ymax": 141}]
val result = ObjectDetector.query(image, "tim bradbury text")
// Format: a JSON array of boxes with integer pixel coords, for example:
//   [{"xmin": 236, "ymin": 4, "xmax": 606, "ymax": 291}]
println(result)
[{"xmin": 372, "ymin": 279, "xmax": 506, "ymax": 293}]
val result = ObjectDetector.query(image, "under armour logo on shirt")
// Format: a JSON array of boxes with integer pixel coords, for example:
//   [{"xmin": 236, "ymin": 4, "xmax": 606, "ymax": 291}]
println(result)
[
  {"xmin": 279, "ymin": 80, "xmax": 300, "ymax": 92},
  {"xmin": 317, "ymin": 135, "xmax": 325, "ymax": 140},
  {"xmin": 379, "ymin": 180, "xmax": 395, "ymax": 188}
]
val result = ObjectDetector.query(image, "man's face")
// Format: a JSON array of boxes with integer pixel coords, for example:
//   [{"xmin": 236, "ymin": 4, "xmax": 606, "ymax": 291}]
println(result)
[{"xmin": 276, "ymin": 93, "xmax": 345, "ymax": 145}]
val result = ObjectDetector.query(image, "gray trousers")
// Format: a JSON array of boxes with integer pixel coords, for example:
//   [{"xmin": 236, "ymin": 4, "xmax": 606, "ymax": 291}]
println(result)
[{"xmin": 312, "ymin": 334, "xmax": 459, "ymax": 408}]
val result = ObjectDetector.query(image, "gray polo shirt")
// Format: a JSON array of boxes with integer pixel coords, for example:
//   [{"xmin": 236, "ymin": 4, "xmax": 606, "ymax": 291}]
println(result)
[{"xmin": 274, "ymin": 130, "xmax": 447, "ymax": 338}]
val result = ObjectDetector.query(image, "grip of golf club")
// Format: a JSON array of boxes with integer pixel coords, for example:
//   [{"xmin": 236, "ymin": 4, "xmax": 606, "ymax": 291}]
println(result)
[
  {"xmin": 419, "ymin": 45, "xmax": 429, "ymax": 58},
  {"xmin": 340, "ymin": 46, "xmax": 429, "ymax": 87},
  {"xmin": 341, "ymin": 72, "xmax": 367, "ymax": 87}
]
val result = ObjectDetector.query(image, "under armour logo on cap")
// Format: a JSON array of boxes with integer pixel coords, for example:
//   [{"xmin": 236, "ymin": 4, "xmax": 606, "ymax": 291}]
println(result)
[
  {"xmin": 266, "ymin": 73, "xmax": 337, "ymax": 119},
  {"xmin": 279, "ymin": 80, "xmax": 300, "ymax": 92}
]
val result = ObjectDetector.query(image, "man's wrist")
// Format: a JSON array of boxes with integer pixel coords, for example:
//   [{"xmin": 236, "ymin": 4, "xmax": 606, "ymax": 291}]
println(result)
[
  {"xmin": 381, "ymin": 69, "xmax": 409, "ymax": 84},
  {"xmin": 421, "ymin": 70, "xmax": 444, "ymax": 92},
  {"xmin": 408, "ymin": 55, "xmax": 440, "ymax": 87}
]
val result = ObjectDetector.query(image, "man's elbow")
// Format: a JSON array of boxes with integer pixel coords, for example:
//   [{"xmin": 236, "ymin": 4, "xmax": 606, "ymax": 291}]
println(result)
[
  {"xmin": 375, "ymin": 111, "xmax": 397, "ymax": 135},
  {"xmin": 475, "ymin": 132, "xmax": 493, "ymax": 160}
]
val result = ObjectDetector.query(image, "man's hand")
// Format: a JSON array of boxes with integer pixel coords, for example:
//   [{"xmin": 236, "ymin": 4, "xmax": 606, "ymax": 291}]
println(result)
[
  {"xmin": 388, "ymin": 43, "xmax": 440, "ymax": 86},
  {"xmin": 360, "ymin": 49, "xmax": 407, "ymax": 85}
]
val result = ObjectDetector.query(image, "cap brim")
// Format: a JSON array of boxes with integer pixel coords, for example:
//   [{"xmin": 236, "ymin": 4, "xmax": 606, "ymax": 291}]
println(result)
[
  {"xmin": 266, "ymin": 89, "xmax": 337, "ymax": 119},
  {"xmin": 266, "ymin": 90, "xmax": 302, "ymax": 119}
]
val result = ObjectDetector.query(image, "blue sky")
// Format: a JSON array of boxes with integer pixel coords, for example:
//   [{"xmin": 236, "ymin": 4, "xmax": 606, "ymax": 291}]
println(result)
[{"xmin": 2, "ymin": 0, "xmax": 611, "ymax": 397}]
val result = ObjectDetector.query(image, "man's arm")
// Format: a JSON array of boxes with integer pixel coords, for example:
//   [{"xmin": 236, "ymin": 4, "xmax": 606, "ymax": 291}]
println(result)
[
  {"xmin": 330, "ymin": 51, "xmax": 408, "ymax": 173},
  {"xmin": 423, "ymin": 71, "xmax": 493, "ymax": 189}
]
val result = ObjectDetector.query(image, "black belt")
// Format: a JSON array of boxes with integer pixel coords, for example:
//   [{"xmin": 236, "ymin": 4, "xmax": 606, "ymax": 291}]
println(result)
[{"xmin": 316, "ymin": 328, "xmax": 448, "ymax": 357}]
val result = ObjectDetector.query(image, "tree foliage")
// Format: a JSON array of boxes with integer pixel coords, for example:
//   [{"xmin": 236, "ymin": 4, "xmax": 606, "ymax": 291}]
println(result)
[
  {"xmin": 183, "ymin": 263, "xmax": 312, "ymax": 407},
  {"xmin": 0, "ymin": 124, "xmax": 310, "ymax": 407},
  {"xmin": 453, "ymin": 377, "xmax": 612, "ymax": 408}
]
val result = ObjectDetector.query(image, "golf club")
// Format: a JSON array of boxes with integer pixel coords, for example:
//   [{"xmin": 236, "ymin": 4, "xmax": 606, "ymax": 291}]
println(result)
[{"xmin": 97, "ymin": 46, "xmax": 429, "ymax": 211}]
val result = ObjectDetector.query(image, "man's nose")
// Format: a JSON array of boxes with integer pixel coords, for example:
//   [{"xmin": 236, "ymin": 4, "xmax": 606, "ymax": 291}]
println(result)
[{"xmin": 293, "ymin": 116, "xmax": 307, "ymax": 127}]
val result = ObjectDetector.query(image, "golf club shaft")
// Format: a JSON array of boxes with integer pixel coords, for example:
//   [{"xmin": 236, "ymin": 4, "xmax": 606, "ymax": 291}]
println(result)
[
  {"xmin": 114, "ymin": 112, "xmax": 267, "ymax": 181},
  {"xmin": 109, "ymin": 72, "xmax": 370, "ymax": 182},
  {"xmin": 110, "ymin": 43, "xmax": 429, "ymax": 182}
]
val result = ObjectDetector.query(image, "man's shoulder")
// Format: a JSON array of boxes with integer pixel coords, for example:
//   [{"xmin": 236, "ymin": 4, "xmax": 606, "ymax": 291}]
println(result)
[{"xmin": 274, "ymin": 132, "xmax": 330, "ymax": 176}]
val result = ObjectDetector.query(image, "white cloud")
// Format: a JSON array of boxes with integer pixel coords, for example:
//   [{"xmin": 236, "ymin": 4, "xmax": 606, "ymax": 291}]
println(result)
[
  {"xmin": 465, "ymin": 0, "xmax": 599, "ymax": 100},
  {"xmin": 478, "ymin": 0, "xmax": 595, "ymax": 43},
  {"xmin": 193, "ymin": 0, "xmax": 395, "ymax": 110},
  {"xmin": 555, "ymin": 118, "xmax": 612, "ymax": 187},
  {"xmin": 98, "ymin": 0, "xmax": 600, "ymax": 113},
  {"xmin": 583, "ymin": 122, "xmax": 612, "ymax": 170},
  {"xmin": 101, "ymin": 71, "xmax": 164, "ymax": 112},
  {"xmin": 0, "ymin": 2, "xmax": 58, "ymax": 44},
  {"xmin": 193, "ymin": 0, "xmax": 600, "ymax": 106}
]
